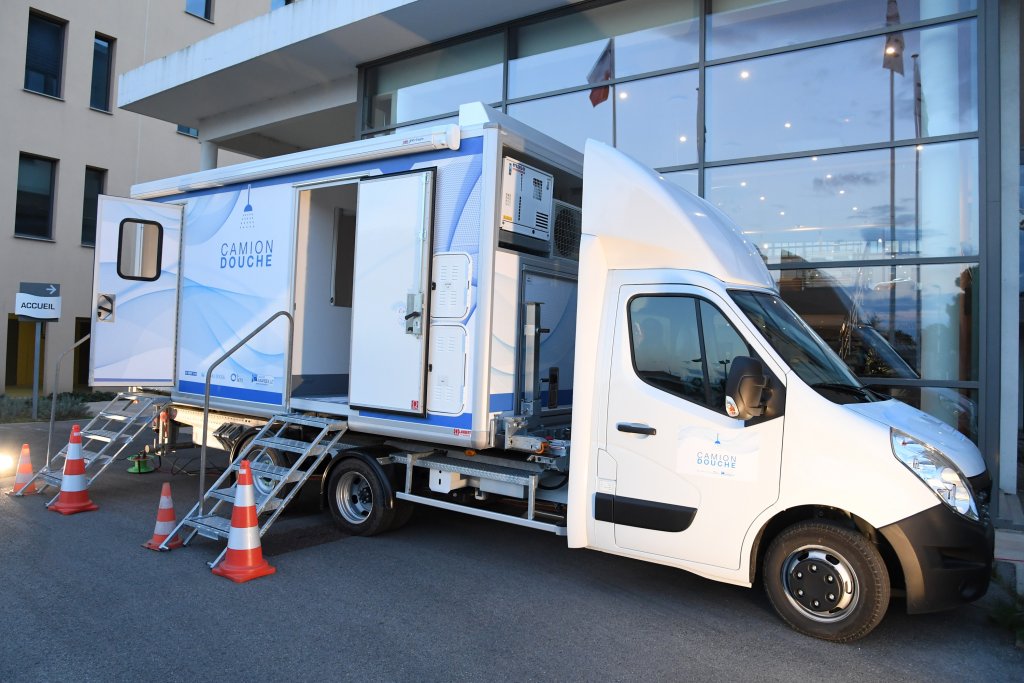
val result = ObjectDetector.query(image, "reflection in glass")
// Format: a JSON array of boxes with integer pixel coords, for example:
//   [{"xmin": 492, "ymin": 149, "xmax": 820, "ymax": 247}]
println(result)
[
  {"xmin": 615, "ymin": 71, "xmax": 698, "ymax": 169},
  {"xmin": 509, "ymin": 0, "xmax": 698, "ymax": 98},
  {"xmin": 706, "ymin": 20, "xmax": 977, "ymax": 160},
  {"xmin": 663, "ymin": 170, "xmax": 699, "ymax": 195},
  {"xmin": 364, "ymin": 33, "xmax": 503, "ymax": 129},
  {"xmin": 705, "ymin": 140, "xmax": 978, "ymax": 264},
  {"xmin": 508, "ymin": 90, "xmax": 613, "ymax": 154},
  {"xmin": 773, "ymin": 263, "xmax": 978, "ymax": 382},
  {"xmin": 708, "ymin": 0, "xmax": 976, "ymax": 60},
  {"xmin": 868, "ymin": 385, "xmax": 978, "ymax": 443}
]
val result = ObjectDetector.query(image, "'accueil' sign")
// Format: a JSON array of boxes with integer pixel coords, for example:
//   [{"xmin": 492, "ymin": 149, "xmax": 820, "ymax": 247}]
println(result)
[{"xmin": 15, "ymin": 282, "xmax": 61, "ymax": 322}]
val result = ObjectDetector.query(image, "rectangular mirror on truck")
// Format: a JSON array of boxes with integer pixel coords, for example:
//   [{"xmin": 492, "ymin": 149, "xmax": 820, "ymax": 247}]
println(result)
[{"xmin": 724, "ymin": 355, "xmax": 768, "ymax": 420}]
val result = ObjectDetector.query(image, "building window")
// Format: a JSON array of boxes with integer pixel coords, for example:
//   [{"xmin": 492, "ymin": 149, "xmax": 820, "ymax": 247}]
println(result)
[
  {"xmin": 15, "ymin": 154, "xmax": 57, "ymax": 240},
  {"xmin": 185, "ymin": 0, "xmax": 213, "ymax": 21},
  {"xmin": 24, "ymin": 12, "xmax": 66, "ymax": 97},
  {"xmin": 90, "ymin": 34, "xmax": 115, "ymax": 111},
  {"xmin": 363, "ymin": 32, "xmax": 503, "ymax": 130},
  {"xmin": 177, "ymin": 124, "xmax": 199, "ymax": 137},
  {"xmin": 82, "ymin": 167, "xmax": 106, "ymax": 246},
  {"xmin": 270, "ymin": 0, "xmax": 294, "ymax": 9}
]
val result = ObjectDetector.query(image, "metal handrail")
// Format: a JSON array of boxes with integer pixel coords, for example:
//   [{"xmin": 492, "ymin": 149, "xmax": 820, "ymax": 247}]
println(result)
[
  {"xmin": 197, "ymin": 310, "xmax": 294, "ymax": 516},
  {"xmin": 46, "ymin": 334, "xmax": 91, "ymax": 470}
]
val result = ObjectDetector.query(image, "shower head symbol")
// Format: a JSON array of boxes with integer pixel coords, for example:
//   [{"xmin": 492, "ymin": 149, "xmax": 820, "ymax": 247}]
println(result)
[{"xmin": 241, "ymin": 184, "xmax": 255, "ymax": 230}]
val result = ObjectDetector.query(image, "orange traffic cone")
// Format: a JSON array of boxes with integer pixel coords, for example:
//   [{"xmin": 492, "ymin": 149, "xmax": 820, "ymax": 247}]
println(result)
[
  {"xmin": 211, "ymin": 460, "xmax": 275, "ymax": 582},
  {"xmin": 143, "ymin": 482, "xmax": 184, "ymax": 550},
  {"xmin": 7, "ymin": 444, "xmax": 37, "ymax": 496},
  {"xmin": 47, "ymin": 425, "xmax": 99, "ymax": 515}
]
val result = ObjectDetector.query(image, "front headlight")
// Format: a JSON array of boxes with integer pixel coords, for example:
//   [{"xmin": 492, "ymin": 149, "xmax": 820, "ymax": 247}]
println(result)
[{"xmin": 891, "ymin": 429, "xmax": 978, "ymax": 521}]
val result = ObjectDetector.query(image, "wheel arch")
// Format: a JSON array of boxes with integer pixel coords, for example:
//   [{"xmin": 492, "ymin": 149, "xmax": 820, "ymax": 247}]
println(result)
[
  {"xmin": 320, "ymin": 445, "xmax": 402, "ymax": 512},
  {"xmin": 749, "ymin": 505, "xmax": 905, "ymax": 593}
]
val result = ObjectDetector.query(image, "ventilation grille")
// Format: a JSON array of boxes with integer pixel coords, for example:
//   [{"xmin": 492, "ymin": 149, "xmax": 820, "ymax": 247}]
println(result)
[{"xmin": 552, "ymin": 200, "xmax": 582, "ymax": 261}]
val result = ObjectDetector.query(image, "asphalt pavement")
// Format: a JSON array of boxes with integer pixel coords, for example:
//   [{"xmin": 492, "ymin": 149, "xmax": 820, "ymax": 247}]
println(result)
[{"xmin": 1, "ymin": 420, "xmax": 1021, "ymax": 682}]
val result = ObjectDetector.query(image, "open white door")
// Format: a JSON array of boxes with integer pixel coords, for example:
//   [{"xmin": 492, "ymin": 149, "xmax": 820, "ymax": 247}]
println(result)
[
  {"xmin": 349, "ymin": 171, "xmax": 435, "ymax": 415},
  {"xmin": 91, "ymin": 195, "xmax": 183, "ymax": 386}
]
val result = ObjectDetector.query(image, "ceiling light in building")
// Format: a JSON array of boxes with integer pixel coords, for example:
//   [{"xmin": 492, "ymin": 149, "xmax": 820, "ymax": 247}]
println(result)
[
  {"xmin": 740, "ymin": 181, "xmax": 747, "ymax": 187},
  {"xmin": 916, "ymin": 145, "xmax": 924, "ymax": 151},
  {"xmin": 886, "ymin": 46, "xmax": 897, "ymax": 55},
  {"xmin": 763, "ymin": 243, "xmax": 769, "ymax": 250},
  {"xmin": 759, "ymin": 196, "xmax": 766, "ymax": 201},
  {"xmin": 852, "ymin": 206, "xmax": 858, "ymax": 211},
  {"xmin": 826, "ymin": 174, "xmax": 832, "ymax": 179},
  {"xmin": 779, "ymin": 211, "xmax": 785, "ymax": 216},
  {"xmin": 619, "ymin": 91, "xmax": 628, "ymax": 99},
  {"xmin": 740, "ymin": 70, "xmax": 750, "ymax": 79},
  {"xmin": 784, "ymin": 122, "xmax": 792, "ymax": 128},
  {"xmin": 678, "ymin": 135, "xmax": 687, "ymax": 143},
  {"xmin": 839, "ymin": 189, "xmax": 845, "ymax": 195},
  {"xmin": 811, "ymin": 156, "xmax": 818, "ymax": 161}
]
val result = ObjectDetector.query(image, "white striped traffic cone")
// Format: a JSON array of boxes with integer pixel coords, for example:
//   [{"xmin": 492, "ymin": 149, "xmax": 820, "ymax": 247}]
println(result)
[
  {"xmin": 211, "ymin": 460, "xmax": 275, "ymax": 582},
  {"xmin": 143, "ymin": 482, "xmax": 184, "ymax": 550},
  {"xmin": 47, "ymin": 425, "xmax": 99, "ymax": 515},
  {"xmin": 8, "ymin": 443, "xmax": 37, "ymax": 496}
]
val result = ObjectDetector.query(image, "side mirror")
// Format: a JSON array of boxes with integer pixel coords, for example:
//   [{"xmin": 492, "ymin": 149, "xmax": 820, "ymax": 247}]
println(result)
[{"xmin": 725, "ymin": 356, "xmax": 767, "ymax": 420}]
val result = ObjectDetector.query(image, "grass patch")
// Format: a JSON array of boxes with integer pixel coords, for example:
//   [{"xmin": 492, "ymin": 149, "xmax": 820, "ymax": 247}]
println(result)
[{"xmin": 0, "ymin": 393, "xmax": 92, "ymax": 423}]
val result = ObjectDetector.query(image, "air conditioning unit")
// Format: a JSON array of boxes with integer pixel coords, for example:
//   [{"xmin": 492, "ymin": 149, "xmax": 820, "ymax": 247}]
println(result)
[{"xmin": 500, "ymin": 156, "xmax": 553, "ymax": 243}]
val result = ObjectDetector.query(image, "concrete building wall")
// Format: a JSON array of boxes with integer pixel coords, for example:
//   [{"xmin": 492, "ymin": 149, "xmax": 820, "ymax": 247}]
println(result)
[{"xmin": 0, "ymin": 1, "xmax": 266, "ymax": 395}]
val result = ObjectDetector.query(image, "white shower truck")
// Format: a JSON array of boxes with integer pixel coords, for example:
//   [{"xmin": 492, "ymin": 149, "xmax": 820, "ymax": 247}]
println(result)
[{"xmin": 89, "ymin": 103, "xmax": 992, "ymax": 642}]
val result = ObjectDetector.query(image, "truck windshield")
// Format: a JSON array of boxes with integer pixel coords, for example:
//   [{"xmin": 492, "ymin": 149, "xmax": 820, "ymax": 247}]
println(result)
[{"xmin": 731, "ymin": 291, "xmax": 880, "ymax": 404}]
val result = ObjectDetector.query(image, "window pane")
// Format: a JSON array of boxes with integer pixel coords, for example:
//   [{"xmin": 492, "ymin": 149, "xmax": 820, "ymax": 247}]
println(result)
[
  {"xmin": 509, "ymin": 0, "xmax": 699, "ymax": 98},
  {"xmin": 629, "ymin": 296, "xmax": 707, "ymax": 406},
  {"xmin": 508, "ymin": 90, "xmax": 613, "ymax": 154},
  {"xmin": 185, "ymin": 0, "xmax": 212, "ymax": 20},
  {"xmin": 615, "ymin": 71, "xmax": 698, "ymax": 169},
  {"xmin": 663, "ymin": 170, "xmax": 698, "ymax": 195},
  {"xmin": 774, "ymin": 262, "xmax": 978, "ymax": 381},
  {"xmin": 25, "ymin": 13, "xmax": 64, "ymax": 97},
  {"xmin": 364, "ymin": 33, "xmax": 502, "ymax": 129},
  {"xmin": 867, "ymin": 385, "xmax": 978, "ymax": 443},
  {"xmin": 90, "ymin": 36, "xmax": 113, "ymax": 110},
  {"xmin": 705, "ymin": 140, "xmax": 979, "ymax": 264},
  {"xmin": 82, "ymin": 168, "xmax": 105, "ymax": 246},
  {"xmin": 709, "ymin": 0, "xmax": 976, "ymax": 60},
  {"xmin": 177, "ymin": 124, "xmax": 199, "ymax": 137},
  {"xmin": 118, "ymin": 221, "xmax": 163, "ymax": 280},
  {"xmin": 706, "ymin": 20, "xmax": 977, "ymax": 160},
  {"xmin": 699, "ymin": 301, "xmax": 754, "ymax": 412},
  {"xmin": 15, "ymin": 155, "xmax": 56, "ymax": 239}
]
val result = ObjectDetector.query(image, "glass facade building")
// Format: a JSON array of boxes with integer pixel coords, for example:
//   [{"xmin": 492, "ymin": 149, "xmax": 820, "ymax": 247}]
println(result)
[{"xmin": 361, "ymin": 0, "xmax": 989, "ymax": 443}]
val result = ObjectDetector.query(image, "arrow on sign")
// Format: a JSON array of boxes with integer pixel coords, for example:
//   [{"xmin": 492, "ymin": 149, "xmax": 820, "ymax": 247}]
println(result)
[{"xmin": 46, "ymin": 285, "xmax": 57, "ymax": 294}]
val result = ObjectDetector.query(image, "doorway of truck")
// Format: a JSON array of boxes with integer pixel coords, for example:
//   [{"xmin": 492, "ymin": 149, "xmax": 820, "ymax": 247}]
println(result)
[
  {"xmin": 290, "ymin": 181, "xmax": 358, "ymax": 413},
  {"xmin": 291, "ymin": 170, "xmax": 436, "ymax": 417}
]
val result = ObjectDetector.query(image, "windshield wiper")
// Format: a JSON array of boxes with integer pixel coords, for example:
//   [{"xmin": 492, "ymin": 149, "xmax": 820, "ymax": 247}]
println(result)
[{"xmin": 810, "ymin": 382, "xmax": 874, "ymax": 400}]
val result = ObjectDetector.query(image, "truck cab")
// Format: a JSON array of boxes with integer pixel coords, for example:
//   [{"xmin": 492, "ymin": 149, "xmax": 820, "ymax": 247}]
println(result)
[{"xmin": 568, "ymin": 139, "xmax": 993, "ymax": 642}]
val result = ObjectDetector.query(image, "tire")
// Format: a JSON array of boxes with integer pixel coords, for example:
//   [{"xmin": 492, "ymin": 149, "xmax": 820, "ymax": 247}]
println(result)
[
  {"xmin": 326, "ymin": 458, "xmax": 394, "ymax": 536},
  {"xmin": 388, "ymin": 498, "xmax": 415, "ymax": 531},
  {"xmin": 763, "ymin": 521, "xmax": 890, "ymax": 642}
]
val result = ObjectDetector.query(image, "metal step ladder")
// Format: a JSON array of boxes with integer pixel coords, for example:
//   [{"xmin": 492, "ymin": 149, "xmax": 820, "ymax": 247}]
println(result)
[
  {"xmin": 21, "ymin": 392, "xmax": 167, "ymax": 504},
  {"xmin": 168, "ymin": 413, "xmax": 348, "ymax": 567}
]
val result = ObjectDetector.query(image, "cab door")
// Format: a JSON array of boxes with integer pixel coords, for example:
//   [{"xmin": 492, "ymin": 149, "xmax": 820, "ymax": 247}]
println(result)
[
  {"xmin": 597, "ymin": 284, "xmax": 785, "ymax": 569},
  {"xmin": 91, "ymin": 195, "xmax": 183, "ymax": 386}
]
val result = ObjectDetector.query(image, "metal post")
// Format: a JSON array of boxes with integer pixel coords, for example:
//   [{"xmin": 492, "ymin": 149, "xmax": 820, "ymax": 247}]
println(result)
[
  {"xmin": 198, "ymin": 311, "xmax": 293, "ymax": 516},
  {"xmin": 46, "ymin": 334, "xmax": 91, "ymax": 469},
  {"xmin": 31, "ymin": 322, "xmax": 42, "ymax": 420}
]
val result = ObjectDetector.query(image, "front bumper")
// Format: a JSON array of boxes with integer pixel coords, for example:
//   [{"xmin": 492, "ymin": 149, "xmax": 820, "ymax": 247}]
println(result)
[{"xmin": 879, "ymin": 503, "xmax": 994, "ymax": 614}]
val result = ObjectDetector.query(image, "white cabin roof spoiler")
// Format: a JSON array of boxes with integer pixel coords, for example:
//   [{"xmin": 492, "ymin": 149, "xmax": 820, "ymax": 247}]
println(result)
[{"xmin": 581, "ymin": 140, "xmax": 774, "ymax": 289}]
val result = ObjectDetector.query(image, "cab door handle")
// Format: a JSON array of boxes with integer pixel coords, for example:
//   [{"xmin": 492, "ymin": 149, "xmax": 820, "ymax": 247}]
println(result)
[{"xmin": 617, "ymin": 422, "xmax": 656, "ymax": 436}]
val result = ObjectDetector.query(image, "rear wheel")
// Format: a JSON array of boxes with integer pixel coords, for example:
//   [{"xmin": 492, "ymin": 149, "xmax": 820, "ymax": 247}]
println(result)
[
  {"xmin": 326, "ymin": 459, "xmax": 394, "ymax": 536},
  {"xmin": 763, "ymin": 521, "xmax": 890, "ymax": 642}
]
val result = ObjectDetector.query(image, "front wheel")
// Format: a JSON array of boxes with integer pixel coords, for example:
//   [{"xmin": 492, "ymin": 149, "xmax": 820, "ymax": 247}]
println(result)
[
  {"xmin": 326, "ymin": 459, "xmax": 394, "ymax": 536},
  {"xmin": 763, "ymin": 521, "xmax": 890, "ymax": 642}
]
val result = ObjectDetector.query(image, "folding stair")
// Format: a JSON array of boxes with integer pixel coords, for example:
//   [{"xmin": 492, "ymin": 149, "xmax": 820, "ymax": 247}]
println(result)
[
  {"xmin": 18, "ymin": 391, "xmax": 167, "ymax": 504},
  {"xmin": 167, "ymin": 413, "xmax": 348, "ymax": 567}
]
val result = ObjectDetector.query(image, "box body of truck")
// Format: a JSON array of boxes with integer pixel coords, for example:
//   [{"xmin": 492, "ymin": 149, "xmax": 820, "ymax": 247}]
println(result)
[{"xmin": 93, "ymin": 103, "xmax": 582, "ymax": 457}]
